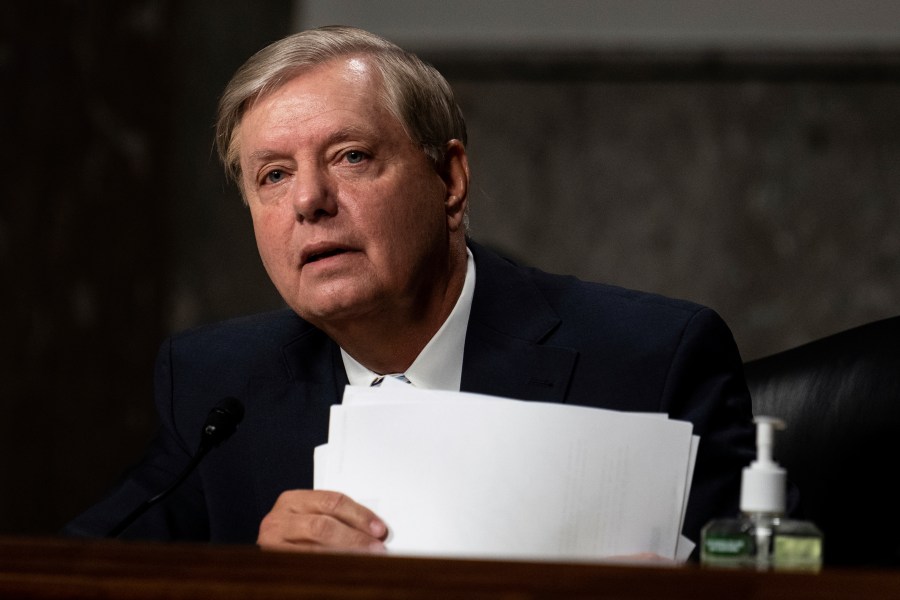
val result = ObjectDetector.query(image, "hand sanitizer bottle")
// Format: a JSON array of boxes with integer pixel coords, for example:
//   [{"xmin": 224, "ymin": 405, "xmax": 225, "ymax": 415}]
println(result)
[{"xmin": 700, "ymin": 417, "xmax": 823, "ymax": 571}]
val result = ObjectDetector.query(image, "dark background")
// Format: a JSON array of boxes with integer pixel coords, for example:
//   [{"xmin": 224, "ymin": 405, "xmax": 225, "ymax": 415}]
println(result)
[
  {"xmin": 2, "ymin": 1, "xmax": 898, "ymax": 535},
  {"xmin": 1, "ymin": 1, "xmax": 289, "ymax": 535}
]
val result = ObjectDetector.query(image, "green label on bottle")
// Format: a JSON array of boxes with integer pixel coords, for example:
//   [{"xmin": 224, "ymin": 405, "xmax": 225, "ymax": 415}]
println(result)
[{"xmin": 702, "ymin": 534, "xmax": 751, "ymax": 557}]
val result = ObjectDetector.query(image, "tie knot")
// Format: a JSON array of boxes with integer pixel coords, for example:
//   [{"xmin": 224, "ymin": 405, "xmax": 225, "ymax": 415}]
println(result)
[{"xmin": 371, "ymin": 373, "xmax": 411, "ymax": 387}]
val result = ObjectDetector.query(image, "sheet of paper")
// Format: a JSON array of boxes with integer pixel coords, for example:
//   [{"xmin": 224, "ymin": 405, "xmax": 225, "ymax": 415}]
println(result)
[{"xmin": 316, "ymin": 385, "xmax": 696, "ymax": 561}]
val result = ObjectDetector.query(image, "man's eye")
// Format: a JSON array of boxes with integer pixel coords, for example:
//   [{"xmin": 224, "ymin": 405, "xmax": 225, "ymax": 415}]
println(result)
[
  {"xmin": 264, "ymin": 170, "xmax": 285, "ymax": 184},
  {"xmin": 345, "ymin": 151, "xmax": 366, "ymax": 164}
]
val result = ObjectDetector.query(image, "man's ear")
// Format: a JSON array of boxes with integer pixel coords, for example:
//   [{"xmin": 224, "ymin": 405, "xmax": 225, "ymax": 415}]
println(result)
[{"xmin": 440, "ymin": 139, "xmax": 469, "ymax": 232}]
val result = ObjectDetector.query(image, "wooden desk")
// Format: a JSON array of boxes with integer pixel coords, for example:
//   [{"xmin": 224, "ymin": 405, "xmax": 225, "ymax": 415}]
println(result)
[{"xmin": 2, "ymin": 536, "xmax": 899, "ymax": 599}]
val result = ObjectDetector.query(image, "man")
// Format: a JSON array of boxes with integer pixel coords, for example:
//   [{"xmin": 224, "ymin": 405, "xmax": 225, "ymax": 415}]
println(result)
[{"xmin": 66, "ymin": 26, "xmax": 755, "ymax": 554}]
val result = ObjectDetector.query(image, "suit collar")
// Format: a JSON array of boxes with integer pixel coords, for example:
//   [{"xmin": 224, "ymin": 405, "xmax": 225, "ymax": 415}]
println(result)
[
  {"xmin": 281, "ymin": 325, "xmax": 347, "ymax": 394},
  {"xmin": 466, "ymin": 240, "xmax": 561, "ymax": 343},
  {"xmin": 462, "ymin": 241, "xmax": 577, "ymax": 403}
]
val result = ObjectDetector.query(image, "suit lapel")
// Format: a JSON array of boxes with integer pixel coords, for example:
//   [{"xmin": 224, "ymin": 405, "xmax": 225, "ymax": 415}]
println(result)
[
  {"xmin": 246, "ymin": 326, "xmax": 346, "ymax": 517},
  {"xmin": 462, "ymin": 242, "xmax": 578, "ymax": 403}
]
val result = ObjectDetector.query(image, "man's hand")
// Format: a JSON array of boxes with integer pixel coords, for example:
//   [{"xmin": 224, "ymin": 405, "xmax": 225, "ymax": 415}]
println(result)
[{"xmin": 257, "ymin": 490, "xmax": 388, "ymax": 552}]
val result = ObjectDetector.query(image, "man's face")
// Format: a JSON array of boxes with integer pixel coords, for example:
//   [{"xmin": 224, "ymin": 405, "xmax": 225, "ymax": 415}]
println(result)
[{"xmin": 237, "ymin": 57, "xmax": 465, "ymax": 329}]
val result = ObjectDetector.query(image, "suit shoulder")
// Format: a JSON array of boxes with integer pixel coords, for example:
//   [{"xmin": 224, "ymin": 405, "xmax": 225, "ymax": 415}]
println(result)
[
  {"xmin": 166, "ymin": 308, "xmax": 312, "ymax": 359},
  {"xmin": 468, "ymin": 241, "xmax": 722, "ymax": 342},
  {"xmin": 528, "ymin": 265, "xmax": 708, "ymax": 324}
]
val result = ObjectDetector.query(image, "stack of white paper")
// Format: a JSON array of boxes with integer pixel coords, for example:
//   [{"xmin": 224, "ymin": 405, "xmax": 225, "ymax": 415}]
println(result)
[{"xmin": 315, "ymin": 382, "xmax": 698, "ymax": 561}]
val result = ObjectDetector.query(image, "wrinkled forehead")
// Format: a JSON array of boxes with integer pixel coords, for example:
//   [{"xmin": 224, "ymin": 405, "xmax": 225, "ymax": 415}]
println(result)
[
  {"xmin": 249, "ymin": 55, "xmax": 385, "ymax": 121},
  {"xmin": 234, "ymin": 56, "xmax": 397, "ymax": 142}
]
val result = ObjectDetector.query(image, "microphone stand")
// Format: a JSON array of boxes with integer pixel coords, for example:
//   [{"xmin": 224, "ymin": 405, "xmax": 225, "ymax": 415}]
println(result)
[{"xmin": 107, "ymin": 397, "xmax": 244, "ymax": 538}]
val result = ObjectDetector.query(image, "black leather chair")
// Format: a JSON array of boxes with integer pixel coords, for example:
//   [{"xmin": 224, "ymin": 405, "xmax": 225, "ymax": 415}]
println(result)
[{"xmin": 744, "ymin": 315, "xmax": 900, "ymax": 568}]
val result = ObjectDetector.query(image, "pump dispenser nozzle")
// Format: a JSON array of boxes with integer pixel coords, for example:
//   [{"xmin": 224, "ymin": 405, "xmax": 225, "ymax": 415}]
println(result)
[{"xmin": 740, "ymin": 416, "xmax": 787, "ymax": 514}]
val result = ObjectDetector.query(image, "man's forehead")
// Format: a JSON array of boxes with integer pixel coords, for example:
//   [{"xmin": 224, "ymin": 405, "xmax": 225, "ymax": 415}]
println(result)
[
  {"xmin": 241, "ymin": 59, "xmax": 384, "ymax": 126},
  {"xmin": 256, "ymin": 55, "xmax": 378, "ymax": 107},
  {"xmin": 343, "ymin": 56, "xmax": 370, "ymax": 77},
  {"xmin": 247, "ymin": 65, "xmax": 353, "ymax": 113},
  {"xmin": 234, "ymin": 56, "xmax": 410, "ymax": 161}
]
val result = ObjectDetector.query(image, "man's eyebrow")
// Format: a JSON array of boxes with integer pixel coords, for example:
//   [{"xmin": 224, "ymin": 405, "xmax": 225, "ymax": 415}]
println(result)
[
  {"xmin": 245, "ymin": 126, "xmax": 380, "ymax": 165},
  {"xmin": 246, "ymin": 150, "xmax": 286, "ymax": 165},
  {"xmin": 328, "ymin": 124, "xmax": 378, "ymax": 143}
]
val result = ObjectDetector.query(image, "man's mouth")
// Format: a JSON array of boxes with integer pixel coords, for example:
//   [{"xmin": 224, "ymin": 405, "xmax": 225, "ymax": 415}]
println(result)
[{"xmin": 303, "ymin": 246, "xmax": 351, "ymax": 265}]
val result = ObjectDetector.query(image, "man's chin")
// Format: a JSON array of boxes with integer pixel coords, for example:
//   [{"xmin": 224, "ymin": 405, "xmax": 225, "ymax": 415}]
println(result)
[{"xmin": 289, "ymin": 295, "xmax": 380, "ymax": 329}]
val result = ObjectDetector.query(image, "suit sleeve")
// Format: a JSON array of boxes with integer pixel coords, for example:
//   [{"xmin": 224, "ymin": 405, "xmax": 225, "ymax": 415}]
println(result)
[{"xmin": 660, "ymin": 308, "xmax": 756, "ymax": 545}]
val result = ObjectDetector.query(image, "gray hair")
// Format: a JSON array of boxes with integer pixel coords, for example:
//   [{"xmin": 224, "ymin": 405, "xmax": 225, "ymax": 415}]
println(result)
[{"xmin": 215, "ymin": 25, "xmax": 467, "ymax": 187}]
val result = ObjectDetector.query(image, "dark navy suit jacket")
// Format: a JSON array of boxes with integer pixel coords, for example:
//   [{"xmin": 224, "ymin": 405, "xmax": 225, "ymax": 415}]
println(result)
[{"xmin": 65, "ymin": 241, "xmax": 755, "ymax": 547}]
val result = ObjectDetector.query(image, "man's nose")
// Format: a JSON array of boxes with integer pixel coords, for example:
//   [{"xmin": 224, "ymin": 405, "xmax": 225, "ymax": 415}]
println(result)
[{"xmin": 291, "ymin": 165, "xmax": 337, "ymax": 223}]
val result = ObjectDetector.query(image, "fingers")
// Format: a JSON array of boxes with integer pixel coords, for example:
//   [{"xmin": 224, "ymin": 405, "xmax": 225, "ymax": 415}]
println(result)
[{"xmin": 257, "ymin": 489, "xmax": 388, "ymax": 553}]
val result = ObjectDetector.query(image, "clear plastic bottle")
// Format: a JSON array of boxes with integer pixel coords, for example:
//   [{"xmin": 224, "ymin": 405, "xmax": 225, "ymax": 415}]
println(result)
[{"xmin": 700, "ymin": 417, "xmax": 823, "ymax": 571}]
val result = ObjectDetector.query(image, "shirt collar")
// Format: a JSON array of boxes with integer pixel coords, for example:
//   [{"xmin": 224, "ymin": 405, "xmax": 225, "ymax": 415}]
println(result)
[{"xmin": 341, "ymin": 248, "xmax": 475, "ymax": 391}]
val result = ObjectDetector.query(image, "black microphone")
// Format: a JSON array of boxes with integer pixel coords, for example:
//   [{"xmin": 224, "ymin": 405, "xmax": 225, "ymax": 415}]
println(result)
[{"xmin": 107, "ymin": 397, "xmax": 245, "ymax": 538}]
